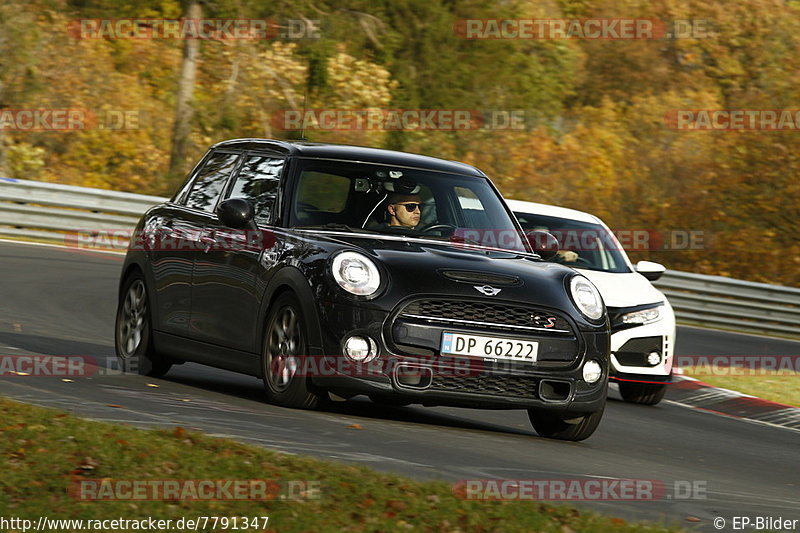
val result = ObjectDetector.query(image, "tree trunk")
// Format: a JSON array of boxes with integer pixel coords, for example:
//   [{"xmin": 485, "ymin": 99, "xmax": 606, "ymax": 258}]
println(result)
[
  {"xmin": 0, "ymin": 129, "xmax": 8, "ymax": 177},
  {"xmin": 168, "ymin": 0, "xmax": 202, "ymax": 178}
]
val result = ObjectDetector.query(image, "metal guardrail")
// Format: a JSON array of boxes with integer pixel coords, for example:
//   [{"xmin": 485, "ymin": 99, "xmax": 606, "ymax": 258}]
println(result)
[
  {"xmin": 1, "ymin": 177, "xmax": 798, "ymax": 339},
  {"xmin": 653, "ymin": 271, "xmax": 800, "ymax": 338},
  {"xmin": 0, "ymin": 177, "xmax": 165, "ymax": 242}
]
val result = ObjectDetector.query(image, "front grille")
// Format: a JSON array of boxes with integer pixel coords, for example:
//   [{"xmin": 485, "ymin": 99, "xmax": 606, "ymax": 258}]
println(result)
[
  {"xmin": 430, "ymin": 373, "xmax": 538, "ymax": 398},
  {"xmin": 397, "ymin": 299, "xmax": 572, "ymax": 334}
]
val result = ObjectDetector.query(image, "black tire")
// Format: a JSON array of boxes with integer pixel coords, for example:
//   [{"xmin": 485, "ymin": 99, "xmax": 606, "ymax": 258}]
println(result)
[
  {"xmin": 618, "ymin": 381, "xmax": 667, "ymax": 405},
  {"xmin": 368, "ymin": 395, "xmax": 412, "ymax": 407},
  {"xmin": 528, "ymin": 406, "xmax": 605, "ymax": 441},
  {"xmin": 261, "ymin": 292, "xmax": 321, "ymax": 409},
  {"xmin": 115, "ymin": 272, "xmax": 172, "ymax": 377}
]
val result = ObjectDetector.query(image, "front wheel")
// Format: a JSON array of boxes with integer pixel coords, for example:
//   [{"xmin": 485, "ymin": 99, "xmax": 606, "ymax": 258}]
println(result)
[
  {"xmin": 261, "ymin": 292, "xmax": 322, "ymax": 409},
  {"xmin": 618, "ymin": 381, "xmax": 667, "ymax": 405},
  {"xmin": 115, "ymin": 272, "xmax": 172, "ymax": 377},
  {"xmin": 528, "ymin": 406, "xmax": 605, "ymax": 441}
]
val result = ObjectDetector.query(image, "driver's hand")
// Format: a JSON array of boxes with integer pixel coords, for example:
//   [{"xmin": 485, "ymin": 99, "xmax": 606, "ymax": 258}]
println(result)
[{"xmin": 557, "ymin": 250, "xmax": 579, "ymax": 262}]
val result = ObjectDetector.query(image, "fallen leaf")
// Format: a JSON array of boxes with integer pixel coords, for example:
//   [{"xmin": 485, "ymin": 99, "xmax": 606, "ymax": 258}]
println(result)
[
  {"xmin": 347, "ymin": 423, "xmax": 363, "ymax": 430},
  {"xmin": 77, "ymin": 457, "xmax": 98, "ymax": 471},
  {"xmin": 386, "ymin": 500, "xmax": 407, "ymax": 511},
  {"xmin": 686, "ymin": 516, "xmax": 702, "ymax": 522},
  {"xmin": 173, "ymin": 427, "xmax": 187, "ymax": 439},
  {"xmin": 105, "ymin": 404, "xmax": 125, "ymax": 409}
]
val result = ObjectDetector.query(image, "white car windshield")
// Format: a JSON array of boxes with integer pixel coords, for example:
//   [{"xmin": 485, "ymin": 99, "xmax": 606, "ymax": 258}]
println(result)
[{"xmin": 514, "ymin": 212, "xmax": 632, "ymax": 273}]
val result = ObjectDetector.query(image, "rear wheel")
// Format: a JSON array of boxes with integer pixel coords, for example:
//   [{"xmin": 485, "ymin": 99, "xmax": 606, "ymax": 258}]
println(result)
[
  {"xmin": 618, "ymin": 382, "xmax": 667, "ymax": 405},
  {"xmin": 261, "ymin": 292, "xmax": 322, "ymax": 409},
  {"xmin": 528, "ymin": 407, "xmax": 605, "ymax": 441},
  {"xmin": 115, "ymin": 272, "xmax": 172, "ymax": 377}
]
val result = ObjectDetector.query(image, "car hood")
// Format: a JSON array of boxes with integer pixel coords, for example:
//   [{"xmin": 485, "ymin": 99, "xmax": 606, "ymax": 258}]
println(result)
[
  {"xmin": 313, "ymin": 231, "xmax": 577, "ymax": 309},
  {"xmin": 578, "ymin": 269, "xmax": 664, "ymax": 308}
]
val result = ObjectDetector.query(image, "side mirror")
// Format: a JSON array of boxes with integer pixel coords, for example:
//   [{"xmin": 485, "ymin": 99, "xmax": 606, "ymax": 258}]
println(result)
[
  {"xmin": 635, "ymin": 260, "xmax": 666, "ymax": 281},
  {"xmin": 217, "ymin": 198, "xmax": 256, "ymax": 230},
  {"xmin": 526, "ymin": 230, "xmax": 560, "ymax": 261}
]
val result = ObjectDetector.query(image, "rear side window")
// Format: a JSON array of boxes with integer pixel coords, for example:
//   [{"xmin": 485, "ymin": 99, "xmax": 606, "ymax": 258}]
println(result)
[
  {"xmin": 227, "ymin": 155, "xmax": 284, "ymax": 225},
  {"xmin": 185, "ymin": 152, "xmax": 240, "ymax": 212}
]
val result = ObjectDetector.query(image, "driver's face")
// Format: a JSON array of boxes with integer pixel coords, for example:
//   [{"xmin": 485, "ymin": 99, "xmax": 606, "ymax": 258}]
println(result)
[{"xmin": 389, "ymin": 200, "xmax": 422, "ymax": 228}]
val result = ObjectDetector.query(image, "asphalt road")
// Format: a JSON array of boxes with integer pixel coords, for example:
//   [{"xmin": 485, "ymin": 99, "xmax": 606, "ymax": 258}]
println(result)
[{"xmin": 0, "ymin": 241, "xmax": 798, "ymax": 531}]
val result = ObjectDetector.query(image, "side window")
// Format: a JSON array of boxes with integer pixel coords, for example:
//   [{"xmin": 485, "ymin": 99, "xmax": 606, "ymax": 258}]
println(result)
[
  {"xmin": 184, "ymin": 152, "xmax": 240, "ymax": 212},
  {"xmin": 227, "ymin": 155, "xmax": 284, "ymax": 225}
]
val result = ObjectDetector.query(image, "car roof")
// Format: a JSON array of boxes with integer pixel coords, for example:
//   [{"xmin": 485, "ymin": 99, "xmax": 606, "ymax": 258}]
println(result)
[
  {"xmin": 505, "ymin": 199, "xmax": 604, "ymax": 225},
  {"xmin": 211, "ymin": 138, "xmax": 486, "ymax": 177}
]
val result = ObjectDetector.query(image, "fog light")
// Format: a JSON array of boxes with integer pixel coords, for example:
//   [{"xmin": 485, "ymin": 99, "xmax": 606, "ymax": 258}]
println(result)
[
  {"xmin": 343, "ymin": 336, "xmax": 377, "ymax": 362},
  {"xmin": 582, "ymin": 360, "xmax": 602, "ymax": 384},
  {"xmin": 647, "ymin": 351, "xmax": 661, "ymax": 366}
]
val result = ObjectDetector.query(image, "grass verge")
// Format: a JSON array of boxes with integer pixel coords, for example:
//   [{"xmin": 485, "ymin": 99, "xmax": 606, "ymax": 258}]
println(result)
[
  {"xmin": 0, "ymin": 396, "xmax": 685, "ymax": 533},
  {"xmin": 682, "ymin": 369, "xmax": 800, "ymax": 407}
]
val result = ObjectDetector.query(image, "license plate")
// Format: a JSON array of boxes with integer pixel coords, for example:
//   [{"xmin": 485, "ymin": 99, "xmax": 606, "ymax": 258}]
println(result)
[{"xmin": 441, "ymin": 332, "xmax": 538, "ymax": 362}]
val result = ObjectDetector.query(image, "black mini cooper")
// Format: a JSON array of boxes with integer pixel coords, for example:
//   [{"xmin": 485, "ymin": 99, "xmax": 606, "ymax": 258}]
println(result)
[{"xmin": 116, "ymin": 139, "xmax": 610, "ymax": 440}]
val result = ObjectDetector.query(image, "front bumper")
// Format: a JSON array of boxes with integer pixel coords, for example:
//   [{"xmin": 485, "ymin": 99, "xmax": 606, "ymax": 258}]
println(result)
[
  {"xmin": 310, "ymin": 299, "xmax": 609, "ymax": 414},
  {"xmin": 608, "ymin": 305, "xmax": 676, "ymax": 381}
]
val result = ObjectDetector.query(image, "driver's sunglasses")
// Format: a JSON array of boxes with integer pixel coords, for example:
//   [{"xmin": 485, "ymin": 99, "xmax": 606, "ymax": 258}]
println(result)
[{"xmin": 395, "ymin": 202, "xmax": 424, "ymax": 212}]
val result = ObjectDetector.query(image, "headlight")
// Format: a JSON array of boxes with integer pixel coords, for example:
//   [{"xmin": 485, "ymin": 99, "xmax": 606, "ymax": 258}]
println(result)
[
  {"xmin": 331, "ymin": 251, "xmax": 381, "ymax": 296},
  {"xmin": 621, "ymin": 304, "xmax": 663, "ymax": 325},
  {"xmin": 569, "ymin": 276, "xmax": 604, "ymax": 321}
]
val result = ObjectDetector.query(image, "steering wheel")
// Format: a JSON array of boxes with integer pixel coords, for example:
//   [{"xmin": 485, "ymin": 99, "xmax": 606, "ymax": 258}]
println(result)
[
  {"xmin": 568, "ymin": 256, "xmax": 593, "ymax": 267},
  {"xmin": 419, "ymin": 223, "xmax": 457, "ymax": 234}
]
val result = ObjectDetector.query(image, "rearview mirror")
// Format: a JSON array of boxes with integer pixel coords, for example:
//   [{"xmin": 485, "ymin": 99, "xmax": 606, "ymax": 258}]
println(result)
[
  {"xmin": 526, "ymin": 230, "xmax": 560, "ymax": 261},
  {"xmin": 217, "ymin": 198, "xmax": 256, "ymax": 230},
  {"xmin": 635, "ymin": 260, "xmax": 666, "ymax": 281}
]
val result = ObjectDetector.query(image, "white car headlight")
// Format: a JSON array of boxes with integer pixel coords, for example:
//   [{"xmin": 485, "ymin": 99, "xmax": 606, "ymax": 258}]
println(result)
[
  {"xmin": 569, "ymin": 275, "xmax": 604, "ymax": 321},
  {"xmin": 331, "ymin": 251, "xmax": 381, "ymax": 296},
  {"xmin": 621, "ymin": 304, "xmax": 663, "ymax": 325}
]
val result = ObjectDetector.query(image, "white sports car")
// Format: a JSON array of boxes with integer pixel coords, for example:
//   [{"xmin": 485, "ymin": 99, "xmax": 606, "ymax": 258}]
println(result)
[{"xmin": 507, "ymin": 199, "xmax": 675, "ymax": 405}]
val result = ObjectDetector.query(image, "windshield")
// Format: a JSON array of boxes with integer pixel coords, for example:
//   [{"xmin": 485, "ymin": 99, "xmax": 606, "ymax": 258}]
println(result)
[
  {"xmin": 288, "ymin": 159, "xmax": 528, "ymax": 253},
  {"xmin": 514, "ymin": 212, "xmax": 631, "ymax": 273}
]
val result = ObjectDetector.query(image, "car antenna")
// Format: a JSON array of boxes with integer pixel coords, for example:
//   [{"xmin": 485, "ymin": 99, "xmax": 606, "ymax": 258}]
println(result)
[{"xmin": 298, "ymin": 88, "xmax": 308, "ymax": 141}]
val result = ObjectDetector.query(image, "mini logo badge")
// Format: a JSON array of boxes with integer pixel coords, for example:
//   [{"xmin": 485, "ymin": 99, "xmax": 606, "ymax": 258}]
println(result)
[{"xmin": 474, "ymin": 285, "xmax": 501, "ymax": 296}]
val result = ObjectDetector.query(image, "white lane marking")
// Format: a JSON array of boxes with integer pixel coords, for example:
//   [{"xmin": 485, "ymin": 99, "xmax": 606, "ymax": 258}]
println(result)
[{"xmin": 663, "ymin": 399, "xmax": 800, "ymax": 433}]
